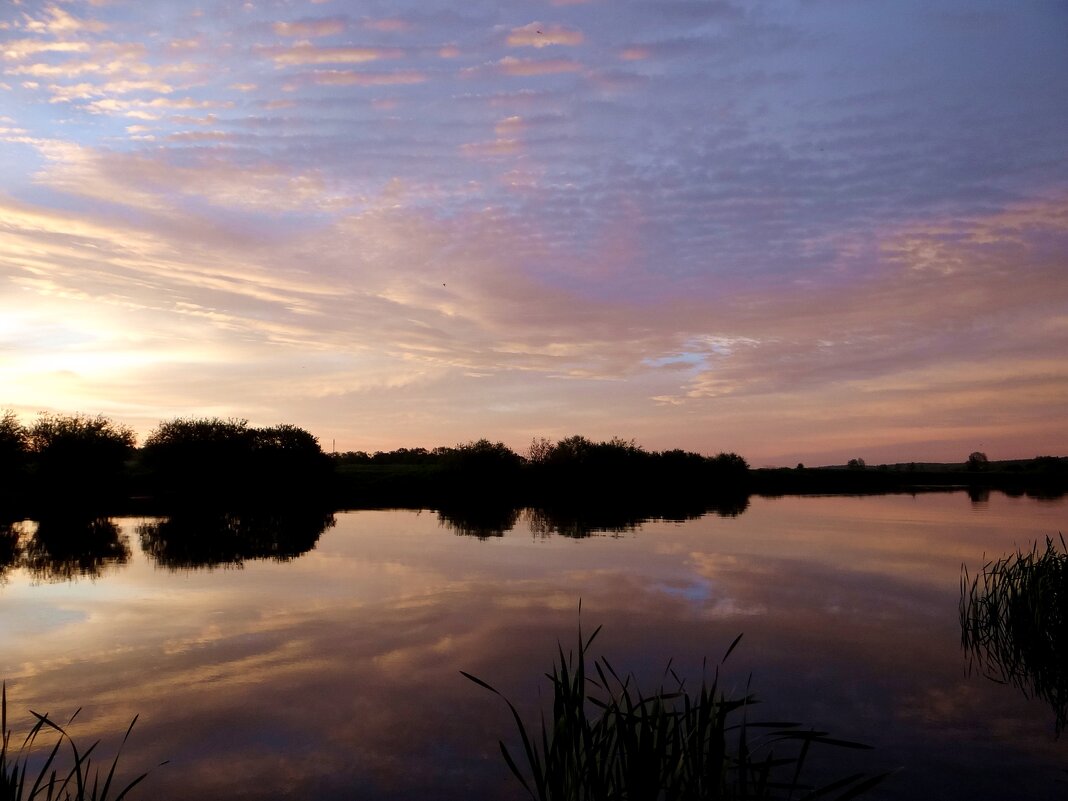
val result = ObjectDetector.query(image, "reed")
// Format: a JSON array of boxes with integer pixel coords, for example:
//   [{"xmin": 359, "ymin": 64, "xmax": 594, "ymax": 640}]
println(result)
[
  {"xmin": 960, "ymin": 534, "xmax": 1068, "ymax": 734},
  {"xmin": 464, "ymin": 627, "xmax": 887, "ymax": 801},
  {"xmin": 1, "ymin": 684, "xmax": 148, "ymax": 801}
]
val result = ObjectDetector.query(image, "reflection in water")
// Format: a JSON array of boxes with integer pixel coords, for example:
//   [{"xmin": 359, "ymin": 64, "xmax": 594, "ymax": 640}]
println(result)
[
  {"xmin": 961, "ymin": 536, "xmax": 1068, "ymax": 735},
  {"xmin": 23, "ymin": 517, "xmax": 130, "ymax": 582},
  {"xmin": 0, "ymin": 520, "xmax": 21, "ymax": 582},
  {"xmin": 437, "ymin": 505, "xmax": 521, "ymax": 539},
  {"xmin": 526, "ymin": 506, "xmax": 649, "ymax": 538},
  {"xmin": 3, "ymin": 495, "xmax": 1067, "ymax": 801},
  {"xmin": 440, "ymin": 497, "xmax": 749, "ymax": 539},
  {"xmin": 138, "ymin": 508, "xmax": 335, "ymax": 569}
]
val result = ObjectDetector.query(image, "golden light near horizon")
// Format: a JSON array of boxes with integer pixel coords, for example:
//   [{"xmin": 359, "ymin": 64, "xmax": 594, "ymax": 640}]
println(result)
[{"xmin": 1, "ymin": 0, "xmax": 1066, "ymax": 464}]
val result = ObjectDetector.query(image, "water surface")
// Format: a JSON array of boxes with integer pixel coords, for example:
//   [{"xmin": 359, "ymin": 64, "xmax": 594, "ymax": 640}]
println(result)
[{"xmin": 1, "ymin": 493, "xmax": 1065, "ymax": 799}]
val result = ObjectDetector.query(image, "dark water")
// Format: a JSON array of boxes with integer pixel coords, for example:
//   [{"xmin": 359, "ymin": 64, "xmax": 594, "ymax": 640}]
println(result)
[{"xmin": 1, "ymin": 493, "xmax": 1065, "ymax": 799}]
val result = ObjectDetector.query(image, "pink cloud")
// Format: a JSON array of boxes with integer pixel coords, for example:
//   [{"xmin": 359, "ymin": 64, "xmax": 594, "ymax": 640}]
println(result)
[
  {"xmin": 496, "ymin": 56, "xmax": 583, "ymax": 77},
  {"xmin": 2, "ymin": 39, "xmax": 90, "ymax": 60},
  {"xmin": 307, "ymin": 69, "xmax": 426, "ymax": 86},
  {"xmin": 619, "ymin": 46, "xmax": 651, "ymax": 61},
  {"xmin": 361, "ymin": 18, "xmax": 413, "ymax": 33},
  {"xmin": 261, "ymin": 44, "xmax": 403, "ymax": 66},
  {"xmin": 272, "ymin": 18, "xmax": 347, "ymax": 38},
  {"xmin": 459, "ymin": 139, "xmax": 522, "ymax": 158},
  {"xmin": 22, "ymin": 6, "xmax": 107, "ymax": 35}
]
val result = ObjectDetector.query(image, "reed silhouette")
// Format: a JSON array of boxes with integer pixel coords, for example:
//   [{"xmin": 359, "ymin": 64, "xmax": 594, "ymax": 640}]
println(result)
[
  {"xmin": 464, "ymin": 625, "xmax": 889, "ymax": 800},
  {"xmin": 961, "ymin": 535, "xmax": 1068, "ymax": 735},
  {"xmin": 1, "ymin": 683, "xmax": 149, "ymax": 801}
]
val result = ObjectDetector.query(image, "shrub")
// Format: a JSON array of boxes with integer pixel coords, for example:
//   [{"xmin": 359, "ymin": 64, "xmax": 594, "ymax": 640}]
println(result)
[
  {"xmin": 26, "ymin": 414, "xmax": 135, "ymax": 507},
  {"xmin": 141, "ymin": 418, "xmax": 331, "ymax": 506}
]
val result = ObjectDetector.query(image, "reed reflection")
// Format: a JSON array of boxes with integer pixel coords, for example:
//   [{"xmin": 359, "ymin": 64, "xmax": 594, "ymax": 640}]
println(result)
[
  {"xmin": 138, "ymin": 508, "xmax": 335, "ymax": 570},
  {"xmin": 23, "ymin": 516, "xmax": 130, "ymax": 582},
  {"xmin": 961, "ymin": 535, "xmax": 1068, "ymax": 734}
]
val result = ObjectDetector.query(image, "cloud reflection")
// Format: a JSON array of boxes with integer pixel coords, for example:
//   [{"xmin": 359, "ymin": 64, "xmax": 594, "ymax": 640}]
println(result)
[{"xmin": 2, "ymin": 497, "xmax": 1067, "ymax": 799}]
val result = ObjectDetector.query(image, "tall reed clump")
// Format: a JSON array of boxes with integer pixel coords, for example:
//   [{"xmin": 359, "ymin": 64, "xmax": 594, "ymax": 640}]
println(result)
[
  {"xmin": 463, "ymin": 628, "xmax": 888, "ymax": 801},
  {"xmin": 960, "ymin": 534, "xmax": 1068, "ymax": 735},
  {"xmin": 1, "ymin": 683, "xmax": 149, "ymax": 801}
]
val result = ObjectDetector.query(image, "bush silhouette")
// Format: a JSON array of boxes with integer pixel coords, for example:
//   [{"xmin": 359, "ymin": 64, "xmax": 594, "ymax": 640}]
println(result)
[
  {"xmin": 0, "ymin": 411, "xmax": 28, "ymax": 496},
  {"xmin": 26, "ymin": 413, "xmax": 135, "ymax": 508},
  {"xmin": 142, "ymin": 418, "xmax": 332, "ymax": 506}
]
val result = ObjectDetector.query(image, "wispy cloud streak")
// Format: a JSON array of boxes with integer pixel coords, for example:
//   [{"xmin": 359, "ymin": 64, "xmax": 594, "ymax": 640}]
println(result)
[{"xmin": 0, "ymin": 0, "xmax": 1064, "ymax": 462}]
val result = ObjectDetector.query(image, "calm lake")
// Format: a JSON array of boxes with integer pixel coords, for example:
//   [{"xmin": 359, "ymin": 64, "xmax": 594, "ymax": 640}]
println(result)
[{"xmin": 2, "ymin": 492, "xmax": 1066, "ymax": 800}]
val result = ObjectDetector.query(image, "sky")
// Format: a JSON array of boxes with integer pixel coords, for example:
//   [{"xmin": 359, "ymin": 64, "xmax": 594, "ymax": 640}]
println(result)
[{"xmin": 0, "ymin": 0, "xmax": 1065, "ymax": 467}]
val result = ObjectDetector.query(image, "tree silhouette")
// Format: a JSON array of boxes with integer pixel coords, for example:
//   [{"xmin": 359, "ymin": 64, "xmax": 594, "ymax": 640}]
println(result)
[
  {"xmin": 0, "ymin": 410, "xmax": 28, "ymax": 495},
  {"xmin": 142, "ymin": 417, "xmax": 332, "ymax": 506},
  {"xmin": 27, "ymin": 413, "xmax": 135, "ymax": 508}
]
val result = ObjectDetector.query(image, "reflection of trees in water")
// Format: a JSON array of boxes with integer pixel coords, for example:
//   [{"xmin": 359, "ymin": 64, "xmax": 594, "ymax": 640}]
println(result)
[
  {"xmin": 23, "ymin": 517, "xmax": 130, "ymax": 582},
  {"xmin": 0, "ymin": 520, "xmax": 22, "ymax": 582},
  {"xmin": 961, "ymin": 535, "xmax": 1068, "ymax": 735},
  {"xmin": 706, "ymin": 494, "xmax": 750, "ymax": 517},
  {"xmin": 438, "ymin": 498, "xmax": 748, "ymax": 540},
  {"xmin": 526, "ymin": 507, "xmax": 646, "ymax": 539},
  {"xmin": 138, "ymin": 509, "xmax": 335, "ymax": 570},
  {"xmin": 437, "ymin": 506, "xmax": 521, "ymax": 539},
  {"xmin": 529, "ymin": 497, "xmax": 748, "ymax": 538},
  {"xmin": 437, "ymin": 505, "xmax": 663, "ymax": 539}
]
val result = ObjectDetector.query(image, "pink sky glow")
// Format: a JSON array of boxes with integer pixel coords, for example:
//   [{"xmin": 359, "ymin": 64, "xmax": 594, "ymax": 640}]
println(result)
[{"xmin": 1, "ymin": 1, "xmax": 1066, "ymax": 466}]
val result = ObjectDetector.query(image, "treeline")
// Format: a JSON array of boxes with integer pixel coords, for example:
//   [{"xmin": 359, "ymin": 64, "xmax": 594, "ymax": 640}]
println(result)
[
  {"xmin": 0, "ymin": 412, "xmax": 750, "ymax": 514},
  {"xmin": 752, "ymin": 455, "xmax": 1068, "ymax": 497},
  {"xmin": 1, "ymin": 411, "xmax": 137, "ymax": 510},
  {"xmin": 0, "ymin": 412, "xmax": 332, "ymax": 513},
  {"xmin": 333, "ymin": 435, "xmax": 750, "ymax": 508},
  {"xmin": 4, "ymin": 410, "xmax": 1063, "ymax": 516}
]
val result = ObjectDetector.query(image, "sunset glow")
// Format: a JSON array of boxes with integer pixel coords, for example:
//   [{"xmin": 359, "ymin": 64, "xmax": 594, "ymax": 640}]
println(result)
[{"xmin": 2, "ymin": 1, "xmax": 1065, "ymax": 465}]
